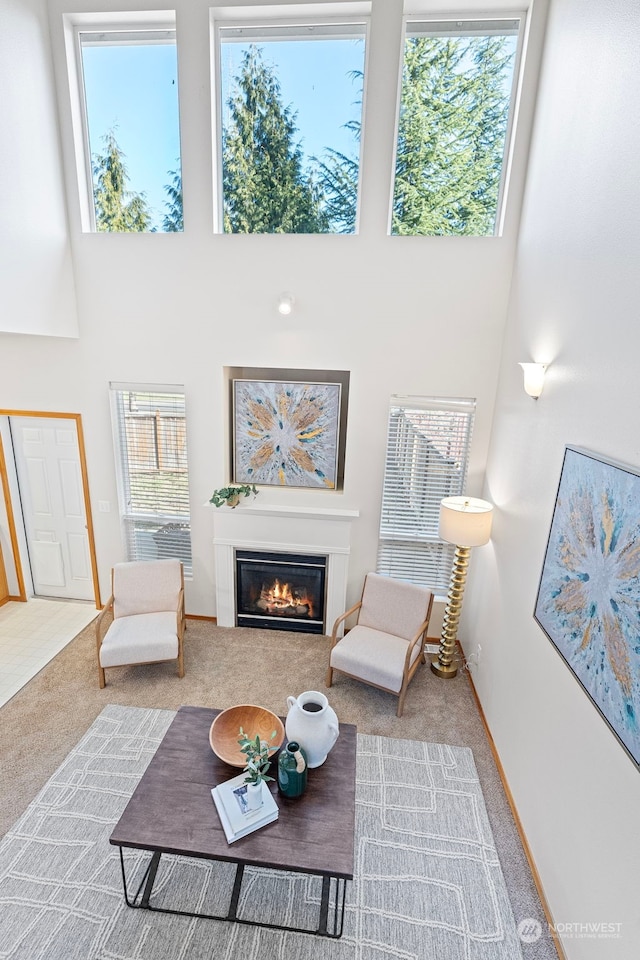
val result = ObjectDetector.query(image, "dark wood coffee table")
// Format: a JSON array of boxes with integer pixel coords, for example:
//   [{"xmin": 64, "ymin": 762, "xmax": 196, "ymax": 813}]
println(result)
[{"xmin": 110, "ymin": 705, "xmax": 357, "ymax": 938}]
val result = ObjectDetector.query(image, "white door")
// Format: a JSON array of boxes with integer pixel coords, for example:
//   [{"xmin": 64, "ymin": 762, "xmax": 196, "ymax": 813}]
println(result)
[{"xmin": 10, "ymin": 417, "xmax": 94, "ymax": 601}]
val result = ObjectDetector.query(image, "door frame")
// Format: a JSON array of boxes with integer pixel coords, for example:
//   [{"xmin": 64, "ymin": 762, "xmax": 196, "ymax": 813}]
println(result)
[
  {"xmin": 0, "ymin": 430, "xmax": 27, "ymax": 604},
  {"xmin": 0, "ymin": 410, "xmax": 101, "ymax": 609}
]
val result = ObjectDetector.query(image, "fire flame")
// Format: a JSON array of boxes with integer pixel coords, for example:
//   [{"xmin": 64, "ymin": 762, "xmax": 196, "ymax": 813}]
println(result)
[{"xmin": 260, "ymin": 579, "xmax": 314, "ymax": 618}]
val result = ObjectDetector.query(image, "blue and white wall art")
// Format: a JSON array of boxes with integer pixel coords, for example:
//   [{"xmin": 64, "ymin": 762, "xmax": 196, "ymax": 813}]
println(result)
[{"xmin": 535, "ymin": 446, "xmax": 640, "ymax": 767}]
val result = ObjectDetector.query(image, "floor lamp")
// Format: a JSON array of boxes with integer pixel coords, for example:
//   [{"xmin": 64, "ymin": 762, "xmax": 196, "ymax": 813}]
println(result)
[{"xmin": 431, "ymin": 496, "xmax": 494, "ymax": 679}]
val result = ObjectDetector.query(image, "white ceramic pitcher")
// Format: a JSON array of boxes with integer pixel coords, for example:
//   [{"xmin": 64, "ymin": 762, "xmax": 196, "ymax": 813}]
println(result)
[{"xmin": 285, "ymin": 690, "xmax": 339, "ymax": 768}]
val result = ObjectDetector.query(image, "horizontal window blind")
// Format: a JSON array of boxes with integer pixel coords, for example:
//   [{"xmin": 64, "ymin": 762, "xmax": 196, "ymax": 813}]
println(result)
[
  {"xmin": 79, "ymin": 29, "xmax": 176, "ymax": 47},
  {"xmin": 377, "ymin": 396, "xmax": 475, "ymax": 595},
  {"xmin": 219, "ymin": 23, "xmax": 367, "ymax": 43},
  {"xmin": 110, "ymin": 384, "xmax": 192, "ymax": 574},
  {"xmin": 406, "ymin": 19, "xmax": 521, "ymax": 40}
]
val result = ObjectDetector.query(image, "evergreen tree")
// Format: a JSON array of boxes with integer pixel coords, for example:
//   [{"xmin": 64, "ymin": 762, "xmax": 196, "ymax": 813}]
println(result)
[
  {"xmin": 92, "ymin": 131, "xmax": 152, "ymax": 232},
  {"xmin": 315, "ymin": 118, "xmax": 360, "ymax": 234},
  {"xmin": 162, "ymin": 167, "xmax": 183, "ymax": 232},
  {"xmin": 222, "ymin": 47, "xmax": 328, "ymax": 234},
  {"xmin": 392, "ymin": 36, "xmax": 515, "ymax": 236}
]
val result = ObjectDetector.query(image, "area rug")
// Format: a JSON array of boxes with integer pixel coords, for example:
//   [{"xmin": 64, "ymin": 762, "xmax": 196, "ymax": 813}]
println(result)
[{"xmin": 0, "ymin": 705, "xmax": 523, "ymax": 959}]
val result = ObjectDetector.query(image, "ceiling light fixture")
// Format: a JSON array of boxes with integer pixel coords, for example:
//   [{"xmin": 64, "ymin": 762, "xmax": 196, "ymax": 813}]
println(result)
[{"xmin": 277, "ymin": 293, "xmax": 295, "ymax": 316}]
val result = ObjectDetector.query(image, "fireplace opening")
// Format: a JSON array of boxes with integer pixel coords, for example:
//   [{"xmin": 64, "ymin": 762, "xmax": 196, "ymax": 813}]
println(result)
[{"xmin": 235, "ymin": 550, "xmax": 327, "ymax": 633}]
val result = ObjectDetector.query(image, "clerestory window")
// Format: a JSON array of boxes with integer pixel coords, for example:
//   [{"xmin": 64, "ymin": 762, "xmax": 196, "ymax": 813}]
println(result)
[
  {"xmin": 377, "ymin": 397, "xmax": 476, "ymax": 595},
  {"xmin": 391, "ymin": 17, "xmax": 523, "ymax": 236},
  {"xmin": 65, "ymin": 15, "xmax": 182, "ymax": 233},
  {"xmin": 212, "ymin": 5, "xmax": 369, "ymax": 234}
]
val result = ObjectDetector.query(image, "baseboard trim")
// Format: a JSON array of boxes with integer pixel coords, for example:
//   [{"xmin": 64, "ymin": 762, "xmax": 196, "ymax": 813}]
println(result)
[{"xmin": 463, "ymin": 662, "xmax": 566, "ymax": 960}]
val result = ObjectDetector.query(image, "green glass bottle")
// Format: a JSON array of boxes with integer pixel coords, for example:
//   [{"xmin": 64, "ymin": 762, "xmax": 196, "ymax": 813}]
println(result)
[{"xmin": 277, "ymin": 741, "xmax": 308, "ymax": 798}]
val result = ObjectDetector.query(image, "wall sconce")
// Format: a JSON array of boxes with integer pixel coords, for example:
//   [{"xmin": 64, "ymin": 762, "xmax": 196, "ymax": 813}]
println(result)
[
  {"xmin": 519, "ymin": 362, "xmax": 547, "ymax": 399},
  {"xmin": 277, "ymin": 293, "xmax": 295, "ymax": 316},
  {"xmin": 431, "ymin": 496, "xmax": 494, "ymax": 679}
]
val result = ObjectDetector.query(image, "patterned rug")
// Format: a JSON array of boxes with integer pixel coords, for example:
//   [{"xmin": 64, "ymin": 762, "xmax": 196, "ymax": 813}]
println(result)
[{"xmin": 0, "ymin": 705, "xmax": 523, "ymax": 959}]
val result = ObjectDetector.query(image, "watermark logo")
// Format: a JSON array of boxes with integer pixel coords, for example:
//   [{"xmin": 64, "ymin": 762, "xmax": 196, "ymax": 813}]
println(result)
[
  {"xmin": 549, "ymin": 922, "xmax": 621, "ymax": 940},
  {"xmin": 517, "ymin": 918, "xmax": 542, "ymax": 943},
  {"xmin": 517, "ymin": 918, "xmax": 623, "ymax": 943}
]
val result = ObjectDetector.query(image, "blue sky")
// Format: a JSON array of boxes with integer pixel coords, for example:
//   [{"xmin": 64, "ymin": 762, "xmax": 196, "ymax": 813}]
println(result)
[
  {"xmin": 81, "ymin": 37, "xmax": 364, "ymax": 231},
  {"xmin": 82, "ymin": 42, "xmax": 181, "ymax": 230},
  {"xmin": 220, "ymin": 38, "xmax": 364, "ymax": 164}
]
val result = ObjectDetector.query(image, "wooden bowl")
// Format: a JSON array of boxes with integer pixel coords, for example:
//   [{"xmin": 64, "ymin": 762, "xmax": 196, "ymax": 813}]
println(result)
[{"xmin": 209, "ymin": 704, "xmax": 285, "ymax": 768}]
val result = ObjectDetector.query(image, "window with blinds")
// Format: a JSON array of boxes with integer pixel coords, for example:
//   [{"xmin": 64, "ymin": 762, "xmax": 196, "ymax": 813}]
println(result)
[
  {"xmin": 377, "ymin": 397, "xmax": 475, "ymax": 595},
  {"xmin": 110, "ymin": 384, "xmax": 192, "ymax": 574}
]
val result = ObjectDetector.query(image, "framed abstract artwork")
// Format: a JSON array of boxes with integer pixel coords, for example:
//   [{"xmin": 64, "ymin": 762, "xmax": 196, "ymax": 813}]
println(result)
[
  {"xmin": 229, "ymin": 368, "xmax": 349, "ymax": 489},
  {"xmin": 534, "ymin": 446, "xmax": 640, "ymax": 768}
]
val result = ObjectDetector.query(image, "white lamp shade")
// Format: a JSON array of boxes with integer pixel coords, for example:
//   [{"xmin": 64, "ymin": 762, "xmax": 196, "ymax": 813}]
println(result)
[
  {"xmin": 439, "ymin": 496, "xmax": 494, "ymax": 547},
  {"xmin": 519, "ymin": 362, "xmax": 547, "ymax": 399}
]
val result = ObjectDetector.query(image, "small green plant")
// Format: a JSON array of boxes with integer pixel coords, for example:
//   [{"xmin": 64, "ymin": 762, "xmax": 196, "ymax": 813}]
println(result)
[
  {"xmin": 237, "ymin": 727, "xmax": 277, "ymax": 785},
  {"xmin": 209, "ymin": 484, "xmax": 258, "ymax": 508}
]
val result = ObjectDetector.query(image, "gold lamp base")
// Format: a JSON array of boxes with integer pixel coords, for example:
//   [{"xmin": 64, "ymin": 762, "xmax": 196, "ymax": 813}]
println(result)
[
  {"xmin": 430, "ymin": 544, "xmax": 470, "ymax": 680},
  {"xmin": 430, "ymin": 655, "xmax": 459, "ymax": 679}
]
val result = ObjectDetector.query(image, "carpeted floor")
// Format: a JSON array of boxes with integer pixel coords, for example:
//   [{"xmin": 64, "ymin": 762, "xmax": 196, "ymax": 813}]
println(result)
[{"xmin": 0, "ymin": 618, "xmax": 559, "ymax": 958}]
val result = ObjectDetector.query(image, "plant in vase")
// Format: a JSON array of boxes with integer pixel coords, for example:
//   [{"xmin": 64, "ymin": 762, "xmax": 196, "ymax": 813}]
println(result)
[
  {"xmin": 209, "ymin": 484, "xmax": 258, "ymax": 508},
  {"xmin": 237, "ymin": 727, "xmax": 276, "ymax": 811}
]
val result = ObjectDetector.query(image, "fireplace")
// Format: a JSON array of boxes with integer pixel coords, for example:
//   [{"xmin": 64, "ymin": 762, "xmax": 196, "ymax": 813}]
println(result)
[
  {"xmin": 235, "ymin": 550, "xmax": 327, "ymax": 633},
  {"xmin": 213, "ymin": 502, "xmax": 358, "ymax": 634}
]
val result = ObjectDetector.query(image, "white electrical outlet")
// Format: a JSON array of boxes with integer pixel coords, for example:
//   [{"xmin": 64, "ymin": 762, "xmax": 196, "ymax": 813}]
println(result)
[{"xmin": 477, "ymin": 643, "xmax": 482, "ymax": 660}]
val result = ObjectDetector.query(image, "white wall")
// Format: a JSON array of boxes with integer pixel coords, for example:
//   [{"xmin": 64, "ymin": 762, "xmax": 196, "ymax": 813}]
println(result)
[
  {"xmin": 0, "ymin": 0, "xmax": 546, "ymax": 615},
  {"xmin": 0, "ymin": 0, "xmax": 78, "ymax": 337},
  {"xmin": 465, "ymin": 1, "xmax": 640, "ymax": 957}
]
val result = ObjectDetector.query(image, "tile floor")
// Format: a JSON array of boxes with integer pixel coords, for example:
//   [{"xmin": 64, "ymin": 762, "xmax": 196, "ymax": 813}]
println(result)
[{"xmin": 0, "ymin": 598, "xmax": 98, "ymax": 709}]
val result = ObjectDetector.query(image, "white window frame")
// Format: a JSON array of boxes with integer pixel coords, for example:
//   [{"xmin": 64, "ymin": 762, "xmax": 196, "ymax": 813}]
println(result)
[
  {"xmin": 109, "ymin": 382, "xmax": 192, "ymax": 576},
  {"xmin": 389, "ymin": 12, "xmax": 526, "ymax": 237},
  {"xmin": 210, "ymin": 2, "xmax": 371, "ymax": 234},
  {"xmin": 377, "ymin": 396, "xmax": 476, "ymax": 596},
  {"xmin": 63, "ymin": 11, "xmax": 179, "ymax": 233}
]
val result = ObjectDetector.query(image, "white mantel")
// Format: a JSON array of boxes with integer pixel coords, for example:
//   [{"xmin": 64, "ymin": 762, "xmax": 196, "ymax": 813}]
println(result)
[{"xmin": 213, "ymin": 503, "xmax": 359, "ymax": 632}]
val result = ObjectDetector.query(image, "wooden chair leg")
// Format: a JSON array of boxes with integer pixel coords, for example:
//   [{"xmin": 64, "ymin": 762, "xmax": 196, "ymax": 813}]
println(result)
[
  {"xmin": 326, "ymin": 664, "xmax": 334, "ymax": 687},
  {"xmin": 177, "ymin": 650, "xmax": 184, "ymax": 678},
  {"xmin": 98, "ymin": 665, "xmax": 106, "ymax": 689},
  {"xmin": 397, "ymin": 679, "xmax": 410, "ymax": 717}
]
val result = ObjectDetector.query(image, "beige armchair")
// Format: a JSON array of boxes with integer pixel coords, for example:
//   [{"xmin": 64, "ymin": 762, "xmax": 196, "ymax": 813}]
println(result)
[
  {"xmin": 326, "ymin": 572, "xmax": 434, "ymax": 717},
  {"xmin": 96, "ymin": 559, "xmax": 185, "ymax": 688}
]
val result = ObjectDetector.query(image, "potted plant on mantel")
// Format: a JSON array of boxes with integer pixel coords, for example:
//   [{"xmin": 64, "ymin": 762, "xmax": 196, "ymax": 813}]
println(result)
[
  {"xmin": 209, "ymin": 483, "xmax": 258, "ymax": 508},
  {"xmin": 237, "ymin": 727, "xmax": 276, "ymax": 811}
]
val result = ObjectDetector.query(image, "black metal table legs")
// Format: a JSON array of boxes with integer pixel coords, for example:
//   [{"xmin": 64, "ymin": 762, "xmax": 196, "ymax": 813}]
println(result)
[{"xmin": 118, "ymin": 848, "xmax": 348, "ymax": 938}]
